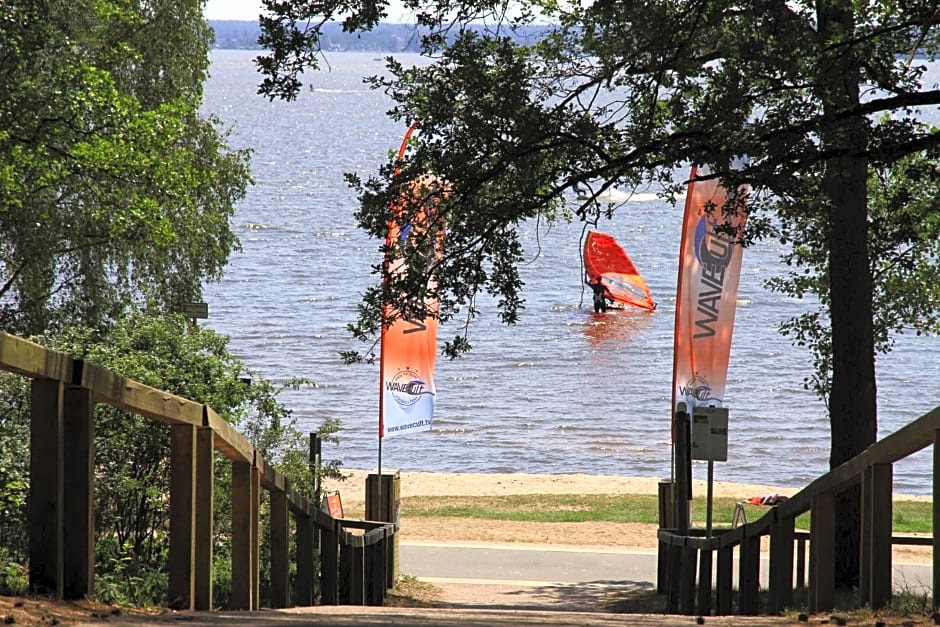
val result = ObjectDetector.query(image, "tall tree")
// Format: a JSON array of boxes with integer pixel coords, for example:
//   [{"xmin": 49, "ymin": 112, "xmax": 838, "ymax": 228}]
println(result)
[
  {"xmin": 0, "ymin": 0, "xmax": 251, "ymax": 336},
  {"xmin": 256, "ymin": 0, "xmax": 940, "ymax": 586}
]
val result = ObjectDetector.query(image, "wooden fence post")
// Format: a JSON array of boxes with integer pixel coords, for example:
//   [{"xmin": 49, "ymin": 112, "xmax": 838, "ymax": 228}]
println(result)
[
  {"xmin": 678, "ymin": 545, "xmax": 697, "ymax": 615},
  {"xmin": 194, "ymin": 427, "xmax": 214, "ymax": 610},
  {"xmin": 320, "ymin": 525, "xmax": 339, "ymax": 605},
  {"xmin": 368, "ymin": 532, "xmax": 388, "ymax": 605},
  {"xmin": 295, "ymin": 512, "xmax": 314, "ymax": 606},
  {"xmin": 796, "ymin": 535, "xmax": 807, "ymax": 590},
  {"xmin": 251, "ymin": 462, "xmax": 260, "ymax": 606},
  {"xmin": 62, "ymin": 384, "xmax": 94, "ymax": 599},
  {"xmin": 349, "ymin": 544, "xmax": 365, "ymax": 605},
  {"xmin": 168, "ymin": 424, "xmax": 197, "ymax": 609},
  {"xmin": 768, "ymin": 515, "xmax": 795, "ymax": 613},
  {"xmin": 657, "ymin": 480, "xmax": 675, "ymax": 595},
  {"xmin": 29, "ymin": 378, "xmax": 63, "ymax": 595},
  {"xmin": 232, "ymin": 460, "xmax": 259, "ymax": 610},
  {"xmin": 270, "ymin": 490, "xmax": 290, "ymax": 608},
  {"xmin": 808, "ymin": 492, "xmax": 835, "ymax": 613},
  {"xmin": 861, "ymin": 463, "xmax": 892, "ymax": 609},
  {"xmin": 697, "ymin": 548, "xmax": 713, "ymax": 616},
  {"xmin": 738, "ymin": 533, "xmax": 761, "ymax": 615},
  {"xmin": 674, "ymin": 408, "xmax": 691, "ymax": 536},
  {"xmin": 934, "ymin": 430, "xmax": 940, "ymax": 613},
  {"xmin": 715, "ymin": 545, "xmax": 733, "ymax": 615}
]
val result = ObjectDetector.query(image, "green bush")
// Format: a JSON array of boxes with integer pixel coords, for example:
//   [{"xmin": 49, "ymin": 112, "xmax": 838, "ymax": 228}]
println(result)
[
  {"xmin": 0, "ymin": 548, "xmax": 27, "ymax": 596},
  {"xmin": 0, "ymin": 313, "xmax": 343, "ymax": 607}
]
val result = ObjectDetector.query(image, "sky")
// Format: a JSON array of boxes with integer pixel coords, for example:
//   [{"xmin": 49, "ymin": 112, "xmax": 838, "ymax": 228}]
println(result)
[
  {"xmin": 204, "ymin": 0, "xmax": 265, "ymax": 21},
  {"xmin": 203, "ymin": 0, "xmax": 410, "ymax": 21}
]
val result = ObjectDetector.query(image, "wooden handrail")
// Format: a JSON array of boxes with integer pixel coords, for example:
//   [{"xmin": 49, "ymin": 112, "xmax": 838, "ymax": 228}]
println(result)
[
  {"xmin": 0, "ymin": 331, "xmax": 398, "ymax": 611},
  {"xmin": 78, "ymin": 360, "xmax": 204, "ymax": 427},
  {"xmin": 0, "ymin": 332, "xmax": 73, "ymax": 380},
  {"xmin": 658, "ymin": 401, "xmax": 940, "ymax": 618}
]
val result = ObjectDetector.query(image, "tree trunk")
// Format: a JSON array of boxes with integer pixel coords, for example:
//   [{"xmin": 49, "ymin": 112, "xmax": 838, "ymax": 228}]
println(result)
[{"xmin": 816, "ymin": 1, "xmax": 877, "ymax": 589}]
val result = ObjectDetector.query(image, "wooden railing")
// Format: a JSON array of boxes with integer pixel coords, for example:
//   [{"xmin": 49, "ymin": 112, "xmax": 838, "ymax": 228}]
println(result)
[
  {"xmin": 658, "ymin": 405, "xmax": 940, "ymax": 616},
  {"xmin": 0, "ymin": 331, "xmax": 397, "ymax": 610}
]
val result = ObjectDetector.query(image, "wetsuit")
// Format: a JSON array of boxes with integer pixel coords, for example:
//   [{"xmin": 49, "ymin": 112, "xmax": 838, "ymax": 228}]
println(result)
[{"xmin": 589, "ymin": 279, "xmax": 608, "ymax": 313}]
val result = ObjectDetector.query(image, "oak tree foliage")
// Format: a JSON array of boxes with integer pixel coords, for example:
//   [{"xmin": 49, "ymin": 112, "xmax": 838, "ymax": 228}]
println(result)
[{"xmin": 257, "ymin": 0, "xmax": 940, "ymax": 586}]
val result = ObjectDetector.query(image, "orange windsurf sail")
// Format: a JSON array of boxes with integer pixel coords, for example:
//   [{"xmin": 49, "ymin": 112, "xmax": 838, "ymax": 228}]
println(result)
[{"xmin": 583, "ymin": 231, "xmax": 656, "ymax": 311}]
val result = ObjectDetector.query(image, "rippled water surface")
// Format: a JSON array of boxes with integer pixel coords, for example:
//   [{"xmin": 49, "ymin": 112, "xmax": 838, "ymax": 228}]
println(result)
[{"xmin": 202, "ymin": 50, "xmax": 940, "ymax": 495}]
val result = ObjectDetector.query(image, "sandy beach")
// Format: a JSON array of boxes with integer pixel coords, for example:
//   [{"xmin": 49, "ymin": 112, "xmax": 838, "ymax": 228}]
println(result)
[
  {"xmin": 324, "ymin": 468, "xmax": 799, "ymax": 509},
  {"xmin": 323, "ymin": 469, "xmax": 931, "ymax": 564}
]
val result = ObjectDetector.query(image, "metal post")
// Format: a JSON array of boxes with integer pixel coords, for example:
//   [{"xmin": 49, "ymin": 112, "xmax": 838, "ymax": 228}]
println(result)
[
  {"xmin": 309, "ymin": 433, "xmax": 322, "ymax": 502},
  {"xmin": 706, "ymin": 460, "xmax": 714, "ymax": 537}
]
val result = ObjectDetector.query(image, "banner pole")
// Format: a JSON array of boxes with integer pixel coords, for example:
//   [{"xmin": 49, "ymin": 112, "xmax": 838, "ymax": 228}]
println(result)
[
  {"xmin": 377, "ymin": 121, "xmax": 416, "ymax": 519},
  {"xmin": 378, "ymin": 435, "xmax": 382, "ymax": 519}
]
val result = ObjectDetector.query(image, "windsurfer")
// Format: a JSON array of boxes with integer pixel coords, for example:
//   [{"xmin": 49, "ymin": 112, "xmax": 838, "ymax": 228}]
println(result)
[{"xmin": 587, "ymin": 275, "xmax": 609, "ymax": 313}]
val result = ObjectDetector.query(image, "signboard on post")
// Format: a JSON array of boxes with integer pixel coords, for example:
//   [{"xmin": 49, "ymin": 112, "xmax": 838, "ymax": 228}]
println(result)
[
  {"xmin": 691, "ymin": 406, "xmax": 729, "ymax": 462},
  {"xmin": 181, "ymin": 302, "xmax": 208, "ymax": 319}
]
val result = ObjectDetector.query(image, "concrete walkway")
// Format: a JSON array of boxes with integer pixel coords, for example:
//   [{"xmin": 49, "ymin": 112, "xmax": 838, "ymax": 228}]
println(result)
[{"xmin": 401, "ymin": 541, "xmax": 660, "ymax": 611}]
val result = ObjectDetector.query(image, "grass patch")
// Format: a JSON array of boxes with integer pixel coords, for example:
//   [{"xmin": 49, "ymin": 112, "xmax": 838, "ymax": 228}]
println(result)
[
  {"xmin": 383, "ymin": 574, "xmax": 443, "ymax": 608},
  {"xmin": 400, "ymin": 493, "xmax": 932, "ymax": 533}
]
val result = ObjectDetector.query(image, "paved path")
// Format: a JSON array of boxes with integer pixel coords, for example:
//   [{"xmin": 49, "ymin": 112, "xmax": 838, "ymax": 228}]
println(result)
[
  {"xmin": 400, "ymin": 541, "xmax": 660, "ymax": 611},
  {"xmin": 400, "ymin": 540, "xmax": 933, "ymax": 605},
  {"xmin": 73, "ymin": 542, "xmax": 932, "ymax": 625}
]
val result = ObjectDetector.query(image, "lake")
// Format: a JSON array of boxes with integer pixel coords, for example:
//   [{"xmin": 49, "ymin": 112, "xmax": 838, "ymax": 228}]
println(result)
[{"xmin": 201, "ymin": 50, "xmax": 940, "ymax": 495}]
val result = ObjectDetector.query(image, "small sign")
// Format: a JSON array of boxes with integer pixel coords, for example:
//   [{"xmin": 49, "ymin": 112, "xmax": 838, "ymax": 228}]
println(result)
[
  {"xmin": 691, "ymin": 406, "xmax": 729, "ymax": 462},
  {"xmin": 322, "ymin": 491, "xmax": 344, "ymax": 519},
  {"xmin": 181, "ymin": 302, "xmax": 208, "ymax": 319}
]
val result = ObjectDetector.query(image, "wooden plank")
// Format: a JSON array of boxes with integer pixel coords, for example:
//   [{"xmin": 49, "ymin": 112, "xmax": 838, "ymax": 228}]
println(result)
[
  {"xmin": 366, "ymin": 541, "xmax": 383, "ymax": 605},
  {"xmin": 339, "ymin": 544, "xmax": 352, "ymax": 604},
  {"xmin": 868, "ymin": 463, "xmax": 893, "ymax": 609},
  {"xmin": 796, "ymin": 535, "xmax": 807, "ymax": 590},
  {"xmin": 860, "ymin": 466, "xmax": 873, "ymax": 607},
  {"xmin": 678, "ymin": 546, "xmax": 696, "ymax": 615},
  {"xmin": 696, "ymin": 549, "xmax": 712, "ymax": 617},
  {"xmin": 194, "ymin": 428, "xmax": 214, "ymax": 611},
  {"xmin": 320, "ymin": 527, "xmax": 339, "ymax": 605},
  {"xmin": 61, "ymin": 385, "xmax": 94, "ymax": 600},
  {"xmin": 294, "ymin": 512, "xmax": 314, "ymax": 607},
  {"xmin": 366, "ymin": 472, "xmax": 400, "ymax": 582},
  {"xmin": 78, "ymin": 361, "xmax": 202, "ymax": 427},
  {"xmin": 674, "ymin": 409, "xmax": 691, "ymax": 535},
  {"xmin": 769, "ymin": 515, "xmax": 794, "ymax": 613},
  {"xmin": 168, "ymin": 424, "xmax": 197, "ymax": 610},
  {"xmin": 739, "ymin": 534, "xmax": 761, "ymax": 615},
  {"xmin": 657, "ymin": 480, "xmax": 674, "ymax": 596},
  {"xmin": 269, "ymin": 490, "xmax": 290, "ymax": 608},
  {"xmin": 231, "ymin": 460, "xmax": 255, "ymax": 610},
  {"xmin": 666, "ymin": 543, "xmax": 682, "ymax": 613},
  {"xmin": 715, "ymin": 546, "xmax": 733, "ymax": 615},
  {"xmin": 809, "ymin": 492, "xmax": 835, "ymax": 613},
  {"xmin": 0, "ymin": 332, "xmax": 72, "ymax": 380},
  {"xmin": 935, "ymin": 430, "xmax": 940, "ymax": 613},
  {"xmin": 657, "ymin": 539, "xmax": 668, "ymax": 595},
  {"xmin": 28, "ymin": 378, "xmax": 63, "ymax": 595},
  {"xmin": 257, "ymin": 454, "xmax": 287, "ymax": 492},
  {"xmin": 204, "ymin": 408, "xmax": 253, "ymax": 463},
  {"xmin": 250, "ymin": 463, "xmax": 260, "ymax": 608},
  {"xmin": 349, "ymin": 545, "xmax": 365, "ymax": 605},
  {"xmin": 782, "ymin": 405, "xmax": 940, "ymax": 517}
]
